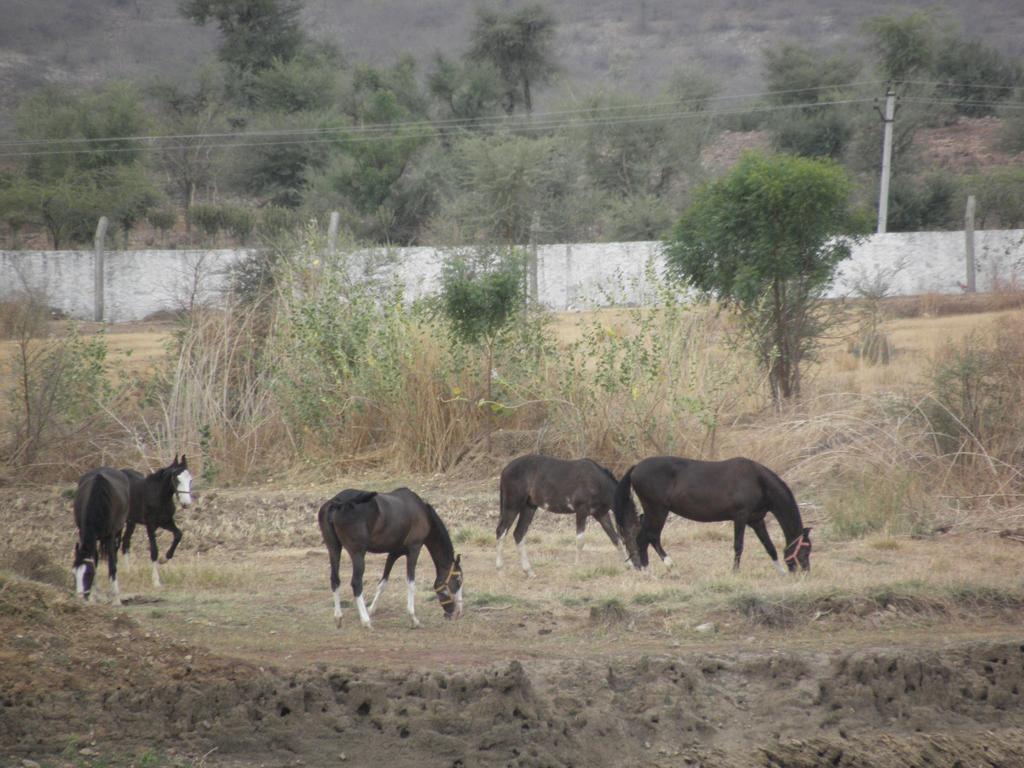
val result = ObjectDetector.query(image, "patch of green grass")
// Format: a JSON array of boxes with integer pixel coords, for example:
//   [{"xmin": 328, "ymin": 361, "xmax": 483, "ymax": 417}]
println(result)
[
  {"xmin": 472, "ymin": 591, "xmax": 519, "ymax": 607},
  {"xmin": 453, "ymin": 525, "xmax": 493, "ymax": 547},
  {"xmin": 560, "ymin": 595, "xmax": 592, "ymax": 607},
  {"xmin": 577, "ymin": 564, "xmax": 621, "ymax": 580},
  {"xmin": 869, "ymin": 537, "xmax": 902, "ymax": 551},
  {"xmin": 632, "ymin": 588, "xmax": 689, "ymax": 605}
]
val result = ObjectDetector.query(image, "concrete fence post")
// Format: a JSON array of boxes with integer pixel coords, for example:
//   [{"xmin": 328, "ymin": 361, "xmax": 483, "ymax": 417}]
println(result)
[
  {"xmin": 327, "ymin": 210, "xmax": 340, "ymax": 257},
  {"xmin": 528, "ymin": 213, "xmax": 540, "ymax": 306},
  {"xmin": 94, "ymin": 216, "xmax": 109, "ymax": 322},
  {"xmin": 964, "ymin": 195, "xmax": 976, "ymax": 293}
]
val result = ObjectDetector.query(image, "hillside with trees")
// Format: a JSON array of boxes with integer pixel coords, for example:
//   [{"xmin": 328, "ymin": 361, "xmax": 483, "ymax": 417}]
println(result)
[{"xmin": 1, "ymin": 0, "xmax": 1023, "ymax": 249}]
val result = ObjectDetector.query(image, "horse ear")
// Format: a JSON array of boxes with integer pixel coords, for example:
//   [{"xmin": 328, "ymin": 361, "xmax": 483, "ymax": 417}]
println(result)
[
  {"xmin": 456, "ymin": 554, "xmax": 461, "ymax": 566},
  {"xmin": 173, "ymin": 454, "xmax": 179, "ymax": 464},
  {"xmin": 180, "ymin": 454, "xmax": 188, "ymax": 467}
]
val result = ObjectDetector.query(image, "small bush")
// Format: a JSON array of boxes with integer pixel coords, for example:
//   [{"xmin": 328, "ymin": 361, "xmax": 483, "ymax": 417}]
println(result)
[
  {"xmin": 825, "ymin": 469, "xmax": 931, "ymax": 539},
  {"xmin": 221, "ymin": 206, "xmax": 255, "ymax": 244},
  {"xmin": 147, "ymin": 208, "xmax": 178, "ymax": 236},
  {"xmin": 259, "ymin": 205, "xmax": 302, "ymax": 238},
  {"xmin": 189, "ymin": 203, "xmax": 222, "ymax": 239}
]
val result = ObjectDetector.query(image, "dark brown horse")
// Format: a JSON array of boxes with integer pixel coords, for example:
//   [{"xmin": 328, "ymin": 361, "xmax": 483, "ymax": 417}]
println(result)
[
  {"xmin": 318, "ymin": 487, "xmax": 464, "ymax": 629},
  {"xmin": 613, "ymin": 456, "xmax": 811, "ymax": 573},
  {"xmin": 496, "ymin": 455, "xmax": 628, "ymax": 576},
  {"xmin": 120, "ymin": 455, "xmax": 193, "ymax": 588},
  {"xmin": 73, "ymin": 467, "xmax": 131, "ymax": 603}
]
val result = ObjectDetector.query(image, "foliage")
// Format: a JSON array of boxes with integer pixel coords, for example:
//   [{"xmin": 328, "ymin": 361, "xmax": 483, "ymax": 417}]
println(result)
[
  {"xmin": 932, "ymin": 37, "xmax": 1021, "ymax": 117},
  {"xmin": 467, "ymin": 3, "xmax": 559, "ymax": 114},
  {"xmin": 960, "ymin": 167, "xmax": 1024, "ymax": 229},
  {"xmin": 6, "ymin": 292, "xmax": 115, "ymax": 467},
  {"xmin": 886, "ymin": 172, "xmax": 959, "ymax": 232},
  {"xmin": 863, "ymin": 11, "xmax": 938, "ymax": 81},
  {"xmin": 180, "ymin": 0, "xmax": 305, "ymax": 102},
  {"xmin": 665, "ymin": 152, "xmax": 858, "ymax": 400},
  {"xmin": 762, "ymin": 43, "xmax": 860, "ymax": 159},
  {"xmin": 427, "ymin": 53, "xmax": 504, "ymax": 123},
  {"xmin": 250, "ymin": 51, "xmax": 345, "ymax": 114}
]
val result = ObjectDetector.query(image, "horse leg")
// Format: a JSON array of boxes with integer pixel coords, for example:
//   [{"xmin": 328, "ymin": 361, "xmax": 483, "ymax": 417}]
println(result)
[
  {"xmin": 495, "ymin": 506, "xmax": 519, "ymax": 570},
  {"xmin": 595, "ymin": 511, "xmax": 630, "ymax": 566},
  {"xmin": 368, "ymin": 552, "xmax": 400, "ymax": 617},
  {"xmin": 750, "ymin": 518, "xmax": 786, "ymax": 575},
  {"xmin": 162, "ymin": 522, "xmax": 183, "ymax": 561},
  {"xmin": 146, "ymin": 524, "xmax": 162, "ymax": 588},
  {"xmin": 350, "ymin": 551, "xmax": 372, "ymax": 628},
  {"xmin": 574, "ymin": 511, "xmax": 588, "ymax": 565},
  {"xmin": 732, "ymin": 519, "xmax": 747, "ymax": 572},
  {"xmin": 327, "ymin": 537, "xmax": 343, "ymax": 627},
  {"xmin": 513, "ymin": 506, "xmax": 537, "ymax": 578},
  {"xmin": 106, "ymin": 540, "xmax": 121, "ymax": 606},
  {"xmin": 405, "ymin": 545, "xmax": 422, "ymax": 629}
]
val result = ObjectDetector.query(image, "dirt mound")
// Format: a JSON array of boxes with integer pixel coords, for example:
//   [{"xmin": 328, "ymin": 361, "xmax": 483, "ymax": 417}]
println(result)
[{"xmin": 3, "ymin": 573, "xmax": 1024, "ymax": 767}]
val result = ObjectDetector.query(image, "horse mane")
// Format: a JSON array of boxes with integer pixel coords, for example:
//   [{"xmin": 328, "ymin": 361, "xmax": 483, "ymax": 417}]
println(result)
[
  {"xmin": 756, "ymin": 464, "xmax": 803, "ymax": 541},
  {"xmin": 423, "ymin": 502, "xmax": 455, "ymax": 560}
]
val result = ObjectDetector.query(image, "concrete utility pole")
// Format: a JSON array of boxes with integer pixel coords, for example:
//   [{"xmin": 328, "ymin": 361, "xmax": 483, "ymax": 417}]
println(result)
[
  {"xmin": 876, "ymin": 86, "xmax": 896, "ymax": 235},
  {"xmin": 327, "ymin": 210, "xmax": 340, "ymax": 257},
  {"xmin": 94, "ymin": 216, "xmax": 109, "ymax": 322},
  {"xmin": 528, "ymin": 212, "xmax": 540, "ymax": 306},
  {"xmin": 964, "ymin": 195, "xmax": 977, "ymax": 292}
]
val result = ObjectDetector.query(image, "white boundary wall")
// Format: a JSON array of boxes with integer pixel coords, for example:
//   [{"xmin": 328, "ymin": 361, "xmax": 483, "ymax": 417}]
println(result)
[{"xmin": 2, "ymin": 231, "xmax": 1022, "ymax": 322}]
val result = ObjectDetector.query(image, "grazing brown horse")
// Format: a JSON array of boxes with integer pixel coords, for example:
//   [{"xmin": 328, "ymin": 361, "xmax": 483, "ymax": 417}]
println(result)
[
  {"xmin": 318, "ymin": 487, "xmax": 464, "ymax": 629},
  {"xmin": 613, "ymin": 456, "xmax": 812, "ymax": 573},
  {"xmin": 73, "ymin": 467, "xmax": 131, "ymax": 603},
  {"xmin": 496, "ymin": 455, "xmax": 628, "ymax": 576},
  {"xmin": 120, "ymin": 455, "xmax": 193, "ymax": 588}
]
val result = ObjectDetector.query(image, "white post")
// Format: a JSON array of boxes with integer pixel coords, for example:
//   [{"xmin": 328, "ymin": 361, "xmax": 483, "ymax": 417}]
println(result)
[
  {"xmin": 877, "ymin": 87, "xmax": 896, "ymax": 235},
  {"xmin": 528, "ymin": 212, "xmax": 540, "ymax": 306},
  {"xmin": 93, "ymin": 216, "xmax": 109, "ymax": 322},
  {"xmin": 964, "ymin": 195, "xmax": 976, "ymax": 293},
  {"xmin": 327, "ymin": 211, "xmax": 340, "ymax": 257}
]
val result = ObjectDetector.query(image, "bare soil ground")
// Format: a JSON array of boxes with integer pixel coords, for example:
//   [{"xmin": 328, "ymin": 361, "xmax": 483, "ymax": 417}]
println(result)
[{"xmin": 3, "ymin": 475, "xmax": 1024, "ymax": 768}]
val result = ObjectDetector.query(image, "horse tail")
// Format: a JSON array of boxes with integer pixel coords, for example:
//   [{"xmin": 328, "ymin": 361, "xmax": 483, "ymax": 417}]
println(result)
[
  {"xmin": 80, "ymin": 473, "xmax": 112, "ymax": 560},
  {"xmin": 612, "ymin": 465, "xmax": 638, "ymax": 536},
  {"xmin": 758, "ymin": 464, "xmax": 803, "ymax": 537},
  {"xmin": 317, "ymin": 500, "xmax": 342, "ymax": 554}
]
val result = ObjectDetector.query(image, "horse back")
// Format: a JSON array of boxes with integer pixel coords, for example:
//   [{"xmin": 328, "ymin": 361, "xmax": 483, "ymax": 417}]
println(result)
[
  {"xmin": 74, "ymin": 467, "xmax": 131, "ymax": 537},
  {"xmin": 632, "ymin": 456, "xmax": 764, "ymax": 520},
  {"xmin": 502, "ymin": 454, "xmax": 617, "ymax": 512}
]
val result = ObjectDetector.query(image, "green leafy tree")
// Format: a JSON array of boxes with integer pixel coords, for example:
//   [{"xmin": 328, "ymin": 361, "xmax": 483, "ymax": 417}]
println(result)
[
  {"xmin": 762, "ymin": 43, "xmax": 861, "ymax": 159},
  {"xmin": 886, "ymin": 172, "xmax": 959, "ymax": 232},
  {"xmin": 148, "ymin": 70, "xmax": 228, "ymax": 219},
  {"xmin": 427, "ymin": 53, "xmax": 504, "ymax": 123},
  {"xmin": 180, "ymin": 0, "xmax": 305, "ymax": 102},
  {"xmin": 933, "ymin": 37, "xmax": 1021, "ymax": 117},
  {"xmin": 439, "ymin": 248, "xmax": 526, "ymax": 409},
  {"xmin": 467, "ymin": 3, "xmax": 559, "ymax": 114},
  {"xmin": 962, "ymin": 168, "xmax": 1024, "ymax": 229},
  {"xmin": 665, "ymin": 153, "xmax": 859, "ymax": 401},
  {"xmin": 863, "ymin": 11, "xmax": 938, "ymax": 82}
]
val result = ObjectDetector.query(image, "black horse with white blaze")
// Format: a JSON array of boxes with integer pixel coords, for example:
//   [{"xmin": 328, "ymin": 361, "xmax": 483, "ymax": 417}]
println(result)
[
  {"xmin": 496, "ymin": 455, "xmax": 628, "ymax": 577},
  {"xmin": 73, "ymin": 467, "xmax": 131, "ymax": 603},
  {"xmin": 318, "ymin": 487, "xmax": 464, "ymax": 629},
  {"xmin": 613, "ymin": 456, "xmax": 812, "ymax": 573},
  {"xmin": 120, "ymin": 455, "xmax": 193, "ymax": 588}
]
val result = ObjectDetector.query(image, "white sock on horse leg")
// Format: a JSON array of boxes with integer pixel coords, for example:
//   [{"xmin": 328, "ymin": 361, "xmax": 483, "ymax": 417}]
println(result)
[
  {"xmin": 151, "ymin": 561, "xmax": 162, "ymax": 588},
  {"xmin": 496, "ymin": 532, "xmax": 506, "ymax": 569},
  {"xmin": 406, "ymin": 580, "xmax": 419, "ymax": 628},
  {"xmin": 333, "ymin": 587, "xmax": 343, "ymax": 627},
  {"xmin": 369, "ymin": 578, "xmax": 387, "ymax": 615},
  {"xmin": 575, "ymin": 532, "xmax": 584, "ymax": 564},
  {"xmin": 773, "ymin": 559, "xmax": 787, "ymax": 575},
  {"xmin": 110, "ymin": 576, "xmax": 121, "ymax": 606},
  {"xmin": 661, "ymin": 554, "xmax": 674, "ymax": 569},
  {"xmin": 356, "ymin": 594, "xmax": 371, "ymax": 627},
  {"xmin": 517, "ymin": 540, "xmax": 534, "ymax": 577},
  {"xmin": 75, "ymin": 565, "xmax": 87, "ymax": 597}
]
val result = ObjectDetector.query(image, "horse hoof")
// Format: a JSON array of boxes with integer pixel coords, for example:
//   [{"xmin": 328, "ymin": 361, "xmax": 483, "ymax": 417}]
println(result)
[
  {"xmin": 410, "ymin": 619, "xmax": 421, "ymax": 629},
  {"xmin": 525, "ymin": 570, "xmax": 537, "ymax": 579}
]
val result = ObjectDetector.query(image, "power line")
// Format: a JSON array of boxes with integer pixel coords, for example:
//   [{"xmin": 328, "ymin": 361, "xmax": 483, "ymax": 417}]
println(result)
[
  {"xmin": 0, "ymin": 97, "xmax": 877, "ymax": 159},
  {"xmin": 896, "ymin": 79, "xmax": 1023, "ymax": 93},
  {"xmin": 0, "ymin": 81, "xmax": 886, "ymax": 149}
]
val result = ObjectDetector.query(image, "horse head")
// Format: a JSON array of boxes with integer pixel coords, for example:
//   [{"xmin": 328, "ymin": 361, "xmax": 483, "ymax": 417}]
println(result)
[
  {"xmin": 172, "ymin": 454, "xmax": 193, "ymax": 507},
  {"xmin": 784, "ymin": 527, "xmax": 812, "ymax": 572},
  {"xmin": 434, "ymin": 554, "xmax": 464, "ymax": 620}
]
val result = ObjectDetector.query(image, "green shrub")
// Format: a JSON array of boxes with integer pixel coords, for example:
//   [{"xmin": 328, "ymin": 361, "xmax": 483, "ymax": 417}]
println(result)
[{"xmin": 825, "ymin": 469, "xmax": 931, "ymax": 539}]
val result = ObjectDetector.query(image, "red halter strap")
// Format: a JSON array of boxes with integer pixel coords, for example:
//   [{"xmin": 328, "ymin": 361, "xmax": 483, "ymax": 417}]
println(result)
[{"xmin": 784, "ymin": 533, "xmax": 810, "ymax": 564}]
